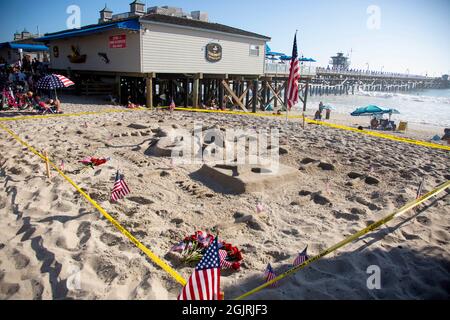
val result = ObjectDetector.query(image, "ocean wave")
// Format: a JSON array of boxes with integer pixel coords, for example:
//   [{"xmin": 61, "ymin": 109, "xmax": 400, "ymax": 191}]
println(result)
[{"xmin": 355, "ymin": 90, "xmax": 450, "ymax": 104}]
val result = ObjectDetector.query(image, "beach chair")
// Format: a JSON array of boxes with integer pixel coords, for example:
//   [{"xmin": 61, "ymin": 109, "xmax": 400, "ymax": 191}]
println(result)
[{"xmin": 397, "ymin": 121, "xmax": 408, "ymax": 132}]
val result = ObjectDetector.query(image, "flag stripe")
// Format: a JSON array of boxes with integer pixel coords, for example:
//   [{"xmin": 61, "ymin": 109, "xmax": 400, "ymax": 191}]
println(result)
[
  {"xmin": 178, "ymin": 237, "xmax": 221, "ymax": 300},
  {"xmin": 287, "ymin": 34, "xmax": 301, "ymax": 111}
]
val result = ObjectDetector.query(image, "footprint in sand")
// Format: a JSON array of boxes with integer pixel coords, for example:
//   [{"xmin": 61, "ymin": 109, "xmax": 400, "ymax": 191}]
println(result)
[
  {"xmin": 11, "ymin": 249, "xmax": 30, "ymax": 270},
  {"xmin": 76, "ymin": 222, "xmax": 91, "ymax": 246},
  {"xmin": 93, "ymin": 259, "xmax": 119, "ymax": 284},
  {"xmin": 100, "ymin": 233, "xmax": 122, "ymax": 247}
]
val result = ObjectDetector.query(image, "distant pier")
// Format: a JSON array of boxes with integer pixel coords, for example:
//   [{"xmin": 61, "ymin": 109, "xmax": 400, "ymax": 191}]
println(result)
[{"xmin": 264, "ymin": 63, "xmax": 444, "ymax": 98}]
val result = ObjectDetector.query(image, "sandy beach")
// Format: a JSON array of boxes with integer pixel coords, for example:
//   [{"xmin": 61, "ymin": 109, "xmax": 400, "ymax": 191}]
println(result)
[{"xmin": 0, "ymin": 97, "xmax": 449, "ymax": 300}]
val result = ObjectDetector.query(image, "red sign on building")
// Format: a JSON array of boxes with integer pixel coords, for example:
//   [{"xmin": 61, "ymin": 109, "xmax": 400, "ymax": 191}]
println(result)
[{"xmin": 109, "ymin": 35, "xmax": 127, "ymax": 49}]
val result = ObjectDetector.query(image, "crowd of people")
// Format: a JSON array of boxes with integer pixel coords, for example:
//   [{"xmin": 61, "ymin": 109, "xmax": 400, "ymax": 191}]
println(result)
[{"xmin": 0, "ymin": 56, "xmax": 62, "ymax": 114}]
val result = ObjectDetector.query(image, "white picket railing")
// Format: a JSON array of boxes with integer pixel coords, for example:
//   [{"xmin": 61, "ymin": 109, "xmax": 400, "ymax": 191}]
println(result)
[{"xmin": 265, "ymin": 63, "xmax": 317, "ymax": 77}]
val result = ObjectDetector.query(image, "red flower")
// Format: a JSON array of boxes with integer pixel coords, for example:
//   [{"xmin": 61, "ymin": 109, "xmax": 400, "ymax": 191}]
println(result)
[{"xmin": 231, "ymin": 262, "xmax": 241, "ymax": 271}]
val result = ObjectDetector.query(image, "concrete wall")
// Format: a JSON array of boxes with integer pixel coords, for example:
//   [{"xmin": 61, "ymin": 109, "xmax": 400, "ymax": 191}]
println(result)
[
  {"xmin": 140, "ymin": 22, "xmax": 266, "ymax": 75},
  {"xmin": 47, "ymin": 29, "xmax": 141, "ymax": 73}
]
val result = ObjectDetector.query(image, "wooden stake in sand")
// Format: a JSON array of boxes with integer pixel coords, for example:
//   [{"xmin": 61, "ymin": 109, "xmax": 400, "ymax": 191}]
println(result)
[{"xmin": 44, "ymin": 150, "xmax": 51, "ymax": 179}]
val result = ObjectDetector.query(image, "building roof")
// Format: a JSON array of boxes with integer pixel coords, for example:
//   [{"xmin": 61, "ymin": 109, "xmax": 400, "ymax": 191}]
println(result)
[
  {"xmin": 100, "ymin": 5, "xmax": 112, "ymax": 13},
  {"xmin": 140, "ymin": 14, "xmax": 271, "ymax": 40},
  {"xmin": 35, "ymin": 13, "xmax": 270, "ymax": 42},
  {"xmin": 130, "ymin": 0, "xmax": 145, "ymax": 5},
  {"xmin": 36, "ymin": 19, "xmax": 140, "ymax": 42},
  {"xmin": 0, "ymin": 42, "xmax": 49, "ymax": 51}
]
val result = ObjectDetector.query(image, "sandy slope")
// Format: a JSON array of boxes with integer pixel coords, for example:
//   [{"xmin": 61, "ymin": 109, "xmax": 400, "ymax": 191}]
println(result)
[{"xmin": 0, "ymin": 100, "xmax": 449, "ymax": 300}]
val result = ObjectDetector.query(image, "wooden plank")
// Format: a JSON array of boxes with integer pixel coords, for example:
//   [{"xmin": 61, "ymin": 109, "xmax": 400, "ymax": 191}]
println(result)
[
  {"xmin": 267, "ymin": 81, "xmax": 287, "ymax": 110},
  {"xmin": 148, "ymin": 79, "xmax": 154, "ymax": 109},
  {"xmin": 193, "ymin": 78, "xmax": 199, "ymax": 108},
  {"xmin": 221, "ymin": 80, "xmax": 248, "ymax": 112}
]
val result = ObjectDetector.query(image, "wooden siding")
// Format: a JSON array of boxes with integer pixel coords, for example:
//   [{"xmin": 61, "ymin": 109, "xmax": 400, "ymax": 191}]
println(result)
[
  {"xmin": 47, "ymin": 30, "xmax": 141, "ymax": 73},
  {"xmin": 140, "ymin": 22, "xmax": 266, "ymax": 75}
]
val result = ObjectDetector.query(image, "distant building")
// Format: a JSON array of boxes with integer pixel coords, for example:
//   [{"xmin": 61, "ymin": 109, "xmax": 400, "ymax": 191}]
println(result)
[
  {"xmin": 101, "ymin": 2, "xmax": 209, "ymax": 23},
  {"xmin": 329, "ymin": 52, "xmax": 350, "ymax": 70},
  {"xmin": 14, "ymin": 28, "xmax": 42, "ymax": 41},
  {"xmin": 36, "ymin": 4, "xmax": 270, "ymax": 105}
]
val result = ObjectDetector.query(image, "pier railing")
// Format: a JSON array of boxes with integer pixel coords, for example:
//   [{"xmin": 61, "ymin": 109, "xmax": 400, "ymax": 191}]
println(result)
[
  {"xmin": 315, "ymin": 67, "xmax": 431, "ymax": 80},
  {"xmin": 264, "ymin": 63, "xmax": 317, "ymax": 77}
]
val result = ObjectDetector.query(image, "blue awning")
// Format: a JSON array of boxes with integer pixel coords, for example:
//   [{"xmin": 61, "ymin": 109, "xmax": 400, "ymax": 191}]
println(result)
[
  {"xmin": 36, "ymin": 19, "xmax": 141, "ymax": 42},
  {"xmin": 0, "ymin": 42, "xmax": 49, "ymax": 51}
]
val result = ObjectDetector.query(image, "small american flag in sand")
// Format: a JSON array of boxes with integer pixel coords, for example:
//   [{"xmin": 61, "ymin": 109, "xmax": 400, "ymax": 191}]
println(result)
[
  {"xmin": 256, "ymin": 203, "xmax": 264, "ymax": 213},
  {"xmin": 416, "ymin": 179, "xmax": 425, "ymax": 199},
  {"xmin": 264, "ymin": 263, "xmax": 277, "ymax": 288},
  {"xmin": 178, "ymin": 237, "xmax": 221, "ymax": 300},
  {"xmin": 293, "ymin": 246, "xmax": 309, "ymax": 267},
  {"xmin": 169, "ymin": 99, "xmax": 176, "ymax": 112},
  {"xmin": 111, "ymin": 170, "xmax": 130, "ymax": 202},
  {"xmin": 219, "ymin": 249, "xmax": 233, "ymax": 269}
]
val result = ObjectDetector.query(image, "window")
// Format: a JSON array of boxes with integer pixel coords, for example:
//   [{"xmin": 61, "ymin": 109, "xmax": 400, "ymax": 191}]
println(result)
[{"xmin": 249, "ymin": 45, "xmax": 260, "ymax": 57}]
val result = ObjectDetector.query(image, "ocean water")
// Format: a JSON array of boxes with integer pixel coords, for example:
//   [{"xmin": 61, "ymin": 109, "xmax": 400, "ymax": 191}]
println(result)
[{"xmin": 305, "ymin": 88, "xmax": 450, "ymax": 127}]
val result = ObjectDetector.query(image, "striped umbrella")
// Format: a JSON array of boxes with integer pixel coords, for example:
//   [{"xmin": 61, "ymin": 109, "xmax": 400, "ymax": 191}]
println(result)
[{"xmin": 36, "ymin": 74, "xmax": 75, "ymax": 99}]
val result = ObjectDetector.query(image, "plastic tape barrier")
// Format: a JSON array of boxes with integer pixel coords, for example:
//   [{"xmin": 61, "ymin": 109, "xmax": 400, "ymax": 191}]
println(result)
[
  {"xmin": 0, "ymin": 123, "xmax": 187, "ymax": 287},
  {"xmin": 234, "ymin": 180, "xmax": 450, "ymax": 300}
]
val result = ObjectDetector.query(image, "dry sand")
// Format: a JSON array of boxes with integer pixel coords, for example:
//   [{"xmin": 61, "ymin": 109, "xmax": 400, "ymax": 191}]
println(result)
[{"xmin": 0, "ymin": 96, "xmax": 449, "ymax": 300}]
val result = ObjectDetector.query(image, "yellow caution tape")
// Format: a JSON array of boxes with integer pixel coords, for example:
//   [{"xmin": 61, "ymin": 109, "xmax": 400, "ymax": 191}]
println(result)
[
  {"xmin": 0, "ymin": 108, "xmax": 143, "ymax": 122},
  {"xmin": 170, "ymin": 107, "xmax": 450, "ymax": 151},
  {"xmin": 1, "ymin": 106, "xmax": 448, "ymax": 151},
  {"xmin": 234, "ymin": 179, "xmax": 450, "ymax": 300},
  {"xmin": 0, "ymin": 123, "xmax": 187, "ymax": 287}
]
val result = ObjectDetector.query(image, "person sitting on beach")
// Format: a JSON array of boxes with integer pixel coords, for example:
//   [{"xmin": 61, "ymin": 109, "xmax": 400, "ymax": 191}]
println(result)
[
  {"xmin": 314, "ymin": 109, "xmax": 322, "ymax": 120},
  {"xmin": 127, "ymin": 96, "xmax": 140, "ymax": 109},
  {"xmin": 47, "ymin": 98, "xmax": 63, "ymax": 114},
  {"xmin": 370, "ymin": 118, "xmax": 379, "ymax": 129},
  {"xmin": 33, "ymin": 95, "xmax": 53, "ymax": 113}
]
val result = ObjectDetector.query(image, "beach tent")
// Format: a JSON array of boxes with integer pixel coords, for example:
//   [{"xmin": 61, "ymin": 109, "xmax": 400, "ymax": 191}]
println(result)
[{"xmin": 351, "ymin": 105, "xmax": 399, "ymax": 116}]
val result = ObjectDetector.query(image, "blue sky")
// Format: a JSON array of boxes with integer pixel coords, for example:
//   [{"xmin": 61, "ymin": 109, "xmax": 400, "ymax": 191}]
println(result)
[{"xmin": 0, "ymin": 0, "xmax": 448, "ymax": 76}]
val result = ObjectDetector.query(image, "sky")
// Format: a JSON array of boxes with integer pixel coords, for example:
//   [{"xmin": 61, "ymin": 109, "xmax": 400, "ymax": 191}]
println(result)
[{"xmin": 0, "ymin": 0, "xmax": 448, "ymax": 76}]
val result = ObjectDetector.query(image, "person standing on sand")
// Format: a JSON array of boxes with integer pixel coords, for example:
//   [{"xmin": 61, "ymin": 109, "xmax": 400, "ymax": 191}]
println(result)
[{"xmin": 325, "ymin": 108, "xmax": 331, "ymax": 120}]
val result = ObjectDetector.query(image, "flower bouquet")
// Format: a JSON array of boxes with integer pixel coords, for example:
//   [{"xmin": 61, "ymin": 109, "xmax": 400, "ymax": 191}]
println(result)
[{"xmin": 171, "ymin": 231, "xmax": 243, "ymax": 271}]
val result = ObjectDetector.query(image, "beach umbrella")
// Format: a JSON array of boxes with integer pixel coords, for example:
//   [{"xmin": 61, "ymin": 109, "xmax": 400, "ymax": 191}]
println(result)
[
  {"xmin": 36, "ymin": 74, "xmax": 75, "ymax": 99},
  {"xmin": 322, "ymin": 105, "xmax": 335, "ymax": 110},
  {"xmin": 350, "ymin": 105, "xmax": 392, "ymax": 116},
  {"xmin": 279, "ymin": 55, "xmax": 292, "ymax": 61}
]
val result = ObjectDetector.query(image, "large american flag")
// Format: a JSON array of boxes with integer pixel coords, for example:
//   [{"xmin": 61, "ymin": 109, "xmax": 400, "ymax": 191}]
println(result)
[
  {"xmin": 293, "ymin": 246, "xmax": 309, "ymax": 267},
  {"xmin": 179, "ymin": 237, "xmax": 221, "ymax": 300},
  {"xmin": 286, "ymin": 33, "xmax": 301, "ymax": 111},
  {"xmin": 264, "ymin": 263, "xmax": 277, "ymax": 288},
  {"xmin": 111, "ymin": 171, "xmax": 130, "ymax": 202}
]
